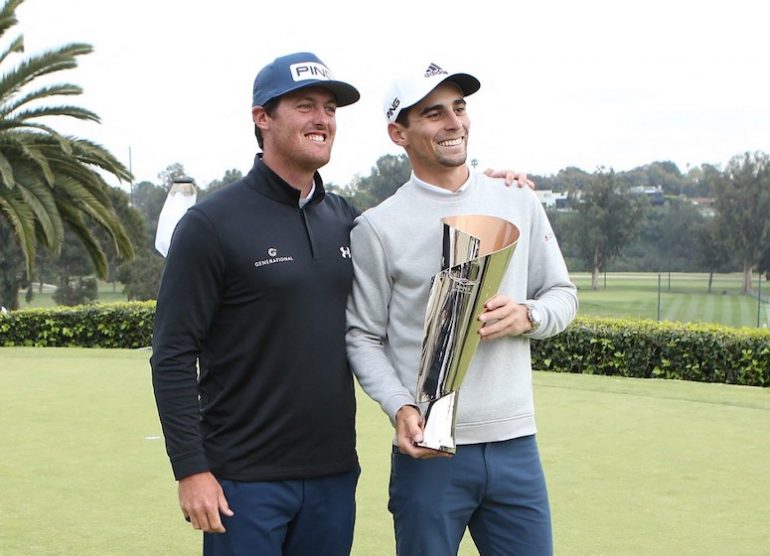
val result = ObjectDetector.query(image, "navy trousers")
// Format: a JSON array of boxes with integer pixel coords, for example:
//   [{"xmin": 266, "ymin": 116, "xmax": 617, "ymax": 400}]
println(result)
[
  {"xmin": 389, "ymin": 435, "xmax": 552, "ymax": 556},
  {"xmin": 203, "ymin": 467, "xmax": 359, "ymax": 556}
]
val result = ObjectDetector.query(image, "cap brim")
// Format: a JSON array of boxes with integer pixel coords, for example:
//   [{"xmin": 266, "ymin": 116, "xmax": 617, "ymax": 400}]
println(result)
[
  {"xmin": 442, "ymin": 73, "xmax": 480, "ymax": 98},
  {"xmin": 318, "ymin": 80, "xmax": 360, "ymax": 107},
  {"xmin": 260, "ymin": 80, "xmax": 360, "ymax": 108}
]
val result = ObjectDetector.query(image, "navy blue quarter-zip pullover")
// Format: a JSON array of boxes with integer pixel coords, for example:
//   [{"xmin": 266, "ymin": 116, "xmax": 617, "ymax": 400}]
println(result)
[{"xmin": 151, "ymin": 156, "xmax": 359, "ymax": 481}]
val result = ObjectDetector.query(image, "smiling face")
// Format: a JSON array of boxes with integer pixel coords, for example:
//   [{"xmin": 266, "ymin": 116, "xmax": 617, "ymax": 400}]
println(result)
[
  {"xmin": 253, "ymin": 86, "xmax": 338, "ymax": 187},
  {"xmin": 389, "ymin": 82, "xmax": 471, "ymax": 189}
]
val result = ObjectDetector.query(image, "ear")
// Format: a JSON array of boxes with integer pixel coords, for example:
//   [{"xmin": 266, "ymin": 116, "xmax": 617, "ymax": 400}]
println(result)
[
  {"xmin": 387, "ymin": 122, "xmax": 408, "ymax": 147},
  {"xmin": 252, "ymin": 106, "xmax": 269, "ymax": 131}
]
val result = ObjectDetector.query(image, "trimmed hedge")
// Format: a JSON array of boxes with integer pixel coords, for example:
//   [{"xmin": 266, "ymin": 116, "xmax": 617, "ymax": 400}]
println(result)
[
  {"xmin": 2, "ymin": 306, "xmax": 768, "ymax": 387},
  {"xmin": 532, "ymin": 316, "xmax": 770, "ymax": 387},
  {"xmin": 0, "ymin": 302, "xmax": 155, "ymax": 349}
]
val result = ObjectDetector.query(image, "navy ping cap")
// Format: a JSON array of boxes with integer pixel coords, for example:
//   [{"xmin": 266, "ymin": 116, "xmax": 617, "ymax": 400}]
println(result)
[{"xmin": 252, "ymin": 52, "xmax": 360, "ymax": 108}]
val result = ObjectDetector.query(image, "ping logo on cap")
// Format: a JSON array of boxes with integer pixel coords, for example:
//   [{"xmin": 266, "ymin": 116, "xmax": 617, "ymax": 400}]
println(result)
[
  {"xmin": 386, "ymin": 98, "xmax": 401, "ymax": 120},
  {"xmin": 290, "ymin": 62, "xmax": 332, "ymax": 82}
]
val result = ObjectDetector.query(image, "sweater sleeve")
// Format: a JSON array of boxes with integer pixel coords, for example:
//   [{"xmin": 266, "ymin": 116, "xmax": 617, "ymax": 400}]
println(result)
[
  {"xmin": 346, "ymin": 215, "xmax": 416, "ymax": 423},
  {"xmin": 524, "ymin": 194, "xmax": 579, "ymax": 338},
  {"xmin": 150, "ymin": 208, "xmax": 225, "ymax": 480}
]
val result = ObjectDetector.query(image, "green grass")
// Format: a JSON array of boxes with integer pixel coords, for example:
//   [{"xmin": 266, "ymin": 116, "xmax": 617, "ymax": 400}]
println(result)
[
  {"xmin": 2, "ymin": 348, "xmax": 769, "ymax": 555},
  {"xmin": 16, "ymin": 281, "xmax": 127, "ymax": 309},
  {"xmin": 13, "ymin": 272, "xmax": 770, "ymax": 327},
  {"xmin": 15, "ymin": 273, "xmax": 769, "ymax": 329},
  {"xmin": 572, "ymin": 272, "xmax": 769, "ymax": 328}
]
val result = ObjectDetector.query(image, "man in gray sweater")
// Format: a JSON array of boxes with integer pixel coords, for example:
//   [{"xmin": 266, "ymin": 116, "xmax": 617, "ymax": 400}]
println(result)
[{"xmin": 345, "ymin": 62, "xmax": 578, "ymax": 555}]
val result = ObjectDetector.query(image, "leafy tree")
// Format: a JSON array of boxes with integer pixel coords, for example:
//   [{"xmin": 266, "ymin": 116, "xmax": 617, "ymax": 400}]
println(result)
[
  {"xmin": 43, "ymin": 184, "xmax": 160, "ymax": 304},
  {"xmin": 32, "ymin": 245, "xmax": 54, "ymax": 293},
  {"xmin": 0, "ymin": 218, "xmax": 25, "ymax": 308},
  {"xmin": 686, "ymin": 163, "xmax": 722, "ymax": 198},
  {"xmin": 105, "ymin": 184, "xmax": 166, "ymax": 301},
  {"xmin": 0, "ymin": 0, "xmax": 133, "ymax": 309},
  {"xmin": 332, "ymin": 154, "xmax": 411, "ymax": 211},
  {"xmin": 116, "ymin": 251, "xmax": 165, "ymax": 301},
  {"xmin": 545, "ymin": 209, "xmax": 583, "ymax": 270},
  {"xmin": 52, "ymin": 275, "xmax": 96, "ymax": 305},
  {"xmin": 157, "ymin": 162, "xmax": 188, "ymax": 188},
  {"xmin": 131, "ymin": 180, "xmax": 166, "ymax": 238},
  {"xmin": 530, "ymin": 166, "xmax": 592, "ymax": 196},
  {"xmin": 758, "ymin": 243, "xmax": 770, "ymax": 281},
  {"xmin": 571, "ymin": 169, "xmax": 648, "ymax": 288},
  {"xmin": 657, "ymin": 199, "xmax": 705, "ymax": 271},
  {"xmin": 47, "ymin": 228, "xmax": 94, "ymax": 305},
  {"xmin": 621, "ymin": 161, "xmax": 686, "ymax": 197},
  {"xmin": 713, "ymin": 151, "xmax": 770, "ymax": 293},
  {"xmin": 204, "ymin": 168, "xmax": 242, "ymax": 197},
  {"xmin": 694, "ymin": 216, "xmax": 736, "ymax": 292},
  {"xmin": 99, "ymin": 186, "xmax": 146, "ymax": 282}
]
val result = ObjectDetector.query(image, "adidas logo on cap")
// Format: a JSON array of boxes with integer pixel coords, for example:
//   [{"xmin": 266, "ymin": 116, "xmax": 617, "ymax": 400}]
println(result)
[{"xmin": 424, "ymin": 63, "xmax": 448, "ymax": 79}]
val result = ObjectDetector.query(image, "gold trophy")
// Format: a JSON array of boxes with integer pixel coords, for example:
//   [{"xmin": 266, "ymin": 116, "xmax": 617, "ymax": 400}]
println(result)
[{"xmin": 415, "ymin": 215, "xmax": 519, "ymax": 453}]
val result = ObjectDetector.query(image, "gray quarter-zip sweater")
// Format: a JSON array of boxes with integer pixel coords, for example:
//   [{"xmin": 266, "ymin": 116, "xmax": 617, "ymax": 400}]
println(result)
[{"xmin": 346, "ymin": 171, "xmax": 577, "ymax": 444}]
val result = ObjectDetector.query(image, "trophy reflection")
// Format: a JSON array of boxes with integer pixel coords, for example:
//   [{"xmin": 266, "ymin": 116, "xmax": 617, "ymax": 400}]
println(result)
[{"xmin": 415, "ymin": 215, "xmax": 519, "ymax": 453}]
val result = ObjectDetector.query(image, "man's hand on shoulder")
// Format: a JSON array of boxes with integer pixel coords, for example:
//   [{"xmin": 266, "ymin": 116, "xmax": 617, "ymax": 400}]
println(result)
[
  {"xmin": 178, "ymin": 471, "xmax": 234, "ymax": 533},
  {"xmin": 483, "ymin": 168, "xmax": 536, "ymax": 190}
]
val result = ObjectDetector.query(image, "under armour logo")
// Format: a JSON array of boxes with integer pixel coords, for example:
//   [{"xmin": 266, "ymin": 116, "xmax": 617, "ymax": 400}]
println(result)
[
  {"xmin": 339, "ymin": 246, "xmax": 351, "ymax": 259},
  {"xmin": 268, "ymin": 247, "xmax": 278, "ymax": 257},
  {"xmin": 424, "ymin": 63, "xmax": 448, "ymax": 78}
]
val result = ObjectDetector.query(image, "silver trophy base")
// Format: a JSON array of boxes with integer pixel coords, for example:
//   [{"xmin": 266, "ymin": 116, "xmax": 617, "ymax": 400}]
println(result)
[{"xmin": 416, "ymin": 391, "xmax": 458, "ymax": 454}]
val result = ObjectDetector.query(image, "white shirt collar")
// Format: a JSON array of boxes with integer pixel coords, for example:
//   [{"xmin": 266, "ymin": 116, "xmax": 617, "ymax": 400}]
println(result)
[
  {"xmin": 298, "ymin": 183, "xmax": 316, "ymax": 208},
  {"xmin": 411, "ymin": 170, "xmax": 472, "ymax": 195}
]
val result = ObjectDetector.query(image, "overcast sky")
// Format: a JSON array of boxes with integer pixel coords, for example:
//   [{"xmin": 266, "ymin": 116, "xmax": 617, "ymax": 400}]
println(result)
[{"xmin": 15, "ymin": 0, "xmax": 770, "ymax": 191}]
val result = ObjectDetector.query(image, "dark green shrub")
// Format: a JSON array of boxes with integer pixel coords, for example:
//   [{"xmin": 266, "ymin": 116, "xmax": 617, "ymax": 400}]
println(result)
[
  {"xmin": 0, "ymin": 302, "xmax": 154, "ymax": 348},
  {"xmin": 2, "ymin": 307, "xmax": 768, "ymax": 388},
  {"xmin": 533, "ymin": 316, "xmax": 770, "ymax": 387},
  {"xmin": 52, "ymin": 276, "xmax": 98, "ymax": 306}
]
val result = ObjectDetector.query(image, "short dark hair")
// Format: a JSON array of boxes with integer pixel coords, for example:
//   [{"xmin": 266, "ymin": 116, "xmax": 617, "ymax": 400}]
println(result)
[
  {"xmin": 254, "ymin": 97, "xmax": 280, "ymax": 149},
  {"xmin": 395, "ymin": 105, "xmax": 411, "ymax": 127}
]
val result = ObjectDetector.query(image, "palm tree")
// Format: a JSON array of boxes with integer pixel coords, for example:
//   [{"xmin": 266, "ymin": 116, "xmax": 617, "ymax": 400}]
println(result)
[{"xmin": 0, "ymin": 0, "xmax": 133, "ymax": 309}]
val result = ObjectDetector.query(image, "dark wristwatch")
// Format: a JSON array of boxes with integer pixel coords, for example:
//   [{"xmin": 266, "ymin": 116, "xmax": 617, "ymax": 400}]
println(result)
[{"xmin": 522, "ymin": 302, "xmax": 542, "ymax": 332}]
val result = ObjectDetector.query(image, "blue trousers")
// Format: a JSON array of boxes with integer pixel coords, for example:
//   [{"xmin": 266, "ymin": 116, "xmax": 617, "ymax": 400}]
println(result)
[
  {"xmin": 389, "ymin": 435, "xmax": 552, "ymax": 556},
  {"xmin": 203, "ymin": 467, "xmax": 359, "ymax": 556}
]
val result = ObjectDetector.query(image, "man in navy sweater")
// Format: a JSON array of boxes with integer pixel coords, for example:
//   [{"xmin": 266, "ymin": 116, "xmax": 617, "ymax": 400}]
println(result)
[{"xmin": 151, "ymin": 52, "xmax": 361, "ymax": 555}]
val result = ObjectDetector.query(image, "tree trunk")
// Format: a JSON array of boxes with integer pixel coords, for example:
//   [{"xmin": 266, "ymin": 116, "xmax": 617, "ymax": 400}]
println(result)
[
  {"xmin": 707, "ymin": 271, "xmax": 714, "ymax": 293},
  {"xmin": 591, "ymin": 265, "xmax": 600, "ymax": 290},
  {"xmin": 591, "ymin": 247, "xmax": 600, "ymax": 290},
  {"xmin": 0, "ymin": 270, "xmax": 20, "ymax": 310},
  {"xmin": 0, "ymin": 225, "xmax": 21, "ymax": 310},
  {"xmin": 741, "ymin": 262, "xmax": 753, "ymax": 294}
]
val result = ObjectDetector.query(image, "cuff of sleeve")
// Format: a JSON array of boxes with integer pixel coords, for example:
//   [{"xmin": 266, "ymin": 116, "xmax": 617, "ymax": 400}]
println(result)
[
  {"xmin": 385, "ymin": 393, "xmax": 418, "ymax": 424},
  {"xmin": 171, "ymin": 452, "xmax": 210, "ymax": 481}
]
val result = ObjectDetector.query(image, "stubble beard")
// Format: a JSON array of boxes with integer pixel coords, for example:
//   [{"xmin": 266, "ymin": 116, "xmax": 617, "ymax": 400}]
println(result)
[{"xmin": 436, "ymin": 148, "xmax": 467, "ymax": 169}]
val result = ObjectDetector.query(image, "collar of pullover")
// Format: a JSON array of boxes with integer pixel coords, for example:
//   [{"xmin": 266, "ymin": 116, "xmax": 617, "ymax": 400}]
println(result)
[
  {"xmin": 410, "ymin": 170, "xmax": 473, "ymax": 198},
  {"xmin": 245, "ymin": 154, "xmax": 326, "ymax": 208}
]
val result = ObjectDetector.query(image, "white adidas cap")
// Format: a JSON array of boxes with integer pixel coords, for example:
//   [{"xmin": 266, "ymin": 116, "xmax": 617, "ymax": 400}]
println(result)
[{"xmin": 383, "ymin": 62, "xmax": 480, "ymax": 123}]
